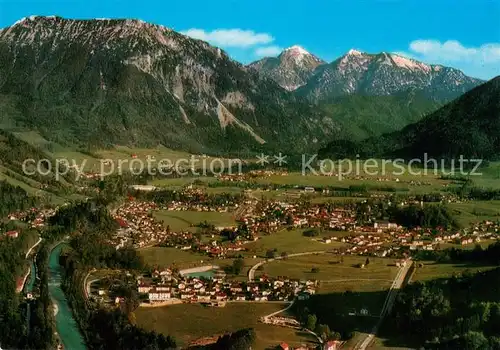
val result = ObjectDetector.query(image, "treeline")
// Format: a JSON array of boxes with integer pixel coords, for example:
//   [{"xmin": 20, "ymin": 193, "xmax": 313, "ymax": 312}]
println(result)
[
  {"xmin": 0, "ymin": 236, "xmax": 28, "ymax": 348},
  {"xmin": 293, "ymin": 293, "xmax": 361, "ymax": 341},
  {"xmin": 384, "ymin": 268, "xmax": 500, "ymax": 349},
  {"xmin": 48, "ymin": 200, "xmax": 118, "ymax": 233},
  {"xmin": 390, "ymin": 203, "xmax": 458, "ymax": 229},
  {"xmin": 356, "ymin": 200, "xmax": 458, "ymax": 229},
  {"xmin": 0, "ymin": 180, "xmax": 40, "ymax": 218},
  {"xmin": 415, "ymin": 241, "xmax": 500, "ymax": 265},
  {"xmin": 447, "ymin": 184, "xmax": 500, "ymax": 201},
  {"xmin": 131, "ymin": 188, "xmax": 243, "ymax": 206},
  {"xmin": 207, "ymin": 179, "xmax": 409, "ymax": 195},
  {"xmin": 68, "ymin": 230, "xmax": 143, "ymax": 270},
  {"xmin": 210, "ymin": 328, "xmax": 256, "ymax": 350}
]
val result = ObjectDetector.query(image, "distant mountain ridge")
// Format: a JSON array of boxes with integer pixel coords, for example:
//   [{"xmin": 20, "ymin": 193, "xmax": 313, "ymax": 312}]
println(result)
[
  {"xmin": 248, "ymin": 45, "xmax": 325, "ymax": 91},
  {"xmin": 250, "ymin": 48, "xmax": 483, "ymax": 102},
  {"xmin": 319, "ymin": 77, "xmax": 500, "ymax": 160}
]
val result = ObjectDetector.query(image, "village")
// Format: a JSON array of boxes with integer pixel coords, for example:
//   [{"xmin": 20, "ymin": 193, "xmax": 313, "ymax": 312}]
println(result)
[{"xmin": 107, "ymin": 185, "xmax": 500, "ymax": 262}]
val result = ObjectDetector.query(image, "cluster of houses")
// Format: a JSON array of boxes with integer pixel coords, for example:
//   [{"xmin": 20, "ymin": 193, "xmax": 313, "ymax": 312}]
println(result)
[
  {"xmin": 6, "ymin": 207, "xmax": 56, "ymax": 229},
  {"xmin": 1, "ymin": 207, "xmax": 56, "ymax": 241},
  {"xmin": 111, "ymin": 201, "xmax": 174, "ymax": 249},
  {"xmin": 110, "ymin": 199, "xmax": 250, "ymax": 255},
  {"xmin": 133, "ymin": 270, "xmax": 317, "ymax": 305},
  {"xmin": 238, "ymin": 201, "xmax": 357, "ymax": 237},
  {"xmin": 334, "ymin": 219, "xmax": 500, "ymax": 258}
]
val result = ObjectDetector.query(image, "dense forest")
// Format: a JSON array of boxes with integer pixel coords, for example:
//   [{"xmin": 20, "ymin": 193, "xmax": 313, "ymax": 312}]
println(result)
[
  {"xmin": 131, "ymin": 188, "xmax": 244, "ymax": 207},
  {"xmin": 0, "ymin": 180, "xmax": 40, "ymax": 218},
  {"xmin": 356, "ymin": 200, "xmax": 459, "ymax": 229},
  {"xmin": 0, "ymin": 236, "xmax": 28, "ymax": 348},
  {"xmin": 385, "ymin": 268, "xmax": 500, "ymax": 349},
  {"xmin": 415, "ymin": 241, "xmax": 500, "ymax": 265}
]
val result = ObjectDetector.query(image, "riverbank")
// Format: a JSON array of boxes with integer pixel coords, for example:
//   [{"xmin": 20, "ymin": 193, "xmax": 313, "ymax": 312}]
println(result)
[{"xmin": 48, "ymin": 242, "xmax": 86, "ymax": 350}]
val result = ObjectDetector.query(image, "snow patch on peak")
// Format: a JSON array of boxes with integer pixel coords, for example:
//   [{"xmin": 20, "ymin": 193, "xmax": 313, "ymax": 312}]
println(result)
[
  {"xmin": 12, "ymin": 17, "xmax": 28, "ymax": 26},
  {"xmin": 284, "ymin": 45, "xmax": 310, "ymax": 56},
  {"xmin": 346, "ymin": 49, "xmax": 363, "ymax": 56}
]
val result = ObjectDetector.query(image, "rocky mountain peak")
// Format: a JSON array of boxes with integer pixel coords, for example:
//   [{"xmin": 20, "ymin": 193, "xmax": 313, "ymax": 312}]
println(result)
[{"xmin": 248, "ymin": 45, "xmax": 325, "ymax": 91}]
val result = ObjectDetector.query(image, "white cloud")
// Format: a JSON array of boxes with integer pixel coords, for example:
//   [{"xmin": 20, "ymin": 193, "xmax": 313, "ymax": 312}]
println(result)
[
  {"xmin": 395, "ymin": 40, "xmax": 500, "ymax": 79},
  {"xmin": 255, "ymin": 46, "xmax": 282, "ymax": 57},
  {"xmin": 408, "ymin": 39, "xmax": 500, "ymax": 63},
  {"xmin": 181, "ymin": 28, "xmax": 274, "ymax": 48}
]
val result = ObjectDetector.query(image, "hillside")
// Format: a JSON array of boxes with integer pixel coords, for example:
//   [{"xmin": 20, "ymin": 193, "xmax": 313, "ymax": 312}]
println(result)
[
  {"xmin": 319, "ymin": 77, "xmax": 500, "ymax": 160},
  {"xmin": 0, "ymin": 16, "xmax": 336, "ymax": 154},
  {"xmin": 318, "ymin": 90, "xmax": 441, "ymax": 140}
]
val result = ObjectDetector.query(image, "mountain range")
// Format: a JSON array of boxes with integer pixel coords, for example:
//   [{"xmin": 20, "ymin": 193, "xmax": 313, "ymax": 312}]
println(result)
[
  {"xmin": 0, "ymin": 16, "xmax": 491, "ymax": 156},
  {"xmin": 319, "ymin": 77, "xmax": 500, "ymax": 160},
  {"xmin": 249, "ymin": 47, "xmax": 483, "ymax": 102}
]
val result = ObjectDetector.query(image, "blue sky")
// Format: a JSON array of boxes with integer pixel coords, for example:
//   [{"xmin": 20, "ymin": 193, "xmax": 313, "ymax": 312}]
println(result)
[{"xmin": 0, "ymin": 0, "xmax": 499, "ymax": 79}]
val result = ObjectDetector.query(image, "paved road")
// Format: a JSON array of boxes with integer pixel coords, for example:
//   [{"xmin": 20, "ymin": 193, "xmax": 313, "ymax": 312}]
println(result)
[
  {"xmin": 354, "ymin": 260, "xmax": 413, "ymax": 350},
  {"xmin": 248, "ymin": 251, "xmax": 326, "ymax": 282}
]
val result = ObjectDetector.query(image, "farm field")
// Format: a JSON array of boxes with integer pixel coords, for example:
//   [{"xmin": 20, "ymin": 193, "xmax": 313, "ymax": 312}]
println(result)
[
  {"xmin": 256, "ymin": 254, "xmax": 398, "ymax": 293},
  {"xmin": 138, "ymin": 247, "xmax": 209, "ymax": 269},
  {"xmin": 448, "ymin": 201, "xmax": 500, "ymax": 227},
  {"xmin": 253, "ymin": 171, "xmax": 451, "ymax": 194},
  {"xmin": 150, "ymin": 176, "xmax": 217, "ymax": 188},
  {"xmin": 410, "ymin": 261, "xmax": 498, "ymax": 282},
  {"xmin": 470, "ymin": 161, "xmax": 500, "ymax": 188},
  {"xmin": 153, "ymin": 210, "xmax": 236, "ymax": 231},
  {"xmin": 203, "ymin": 186, "xmax": 243, "ymax": 195},
  {"xmin": 245, "ymin": 229, "xmax": 348, "ymax": 256},
  {"xmin": 135, "ymin": 303, "xmax": 317, "ymax": 349},
  {"xmin": 309, "ymin": 195, "xmax": 367, "ymax": 204}
]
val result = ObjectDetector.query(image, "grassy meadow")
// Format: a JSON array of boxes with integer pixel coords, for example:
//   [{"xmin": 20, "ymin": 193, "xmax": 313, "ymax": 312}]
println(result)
[
  {"xmin": 153, "ymin": 210, "xmax": 237, "ymax": 231},
  {"xmin": 135, "ymin": 303, "xmax": 316, "ymax": 349},
  {"xmin": 410, "ymin": 261, "xmax": 498, "ymax": 282},
  {"xmin": 256, "ymin": 254, "xmax": 398, "ymax": 294},
  {"xmin": 245, "ymin": 228, "xmax": 348, "ymax": 256}
]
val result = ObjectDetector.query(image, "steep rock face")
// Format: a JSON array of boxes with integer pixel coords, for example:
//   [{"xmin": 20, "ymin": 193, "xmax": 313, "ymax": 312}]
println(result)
[
  {"xmin": 298, "ymin": 50, "xmax": 483, "ymax": 102},
  {"xmin": 0, "ymin": 16, "xmax": 332, "ymax": 153},
  {"xmin": 248, "ymin": 45, "xmax": 325, "ymax": 91}
]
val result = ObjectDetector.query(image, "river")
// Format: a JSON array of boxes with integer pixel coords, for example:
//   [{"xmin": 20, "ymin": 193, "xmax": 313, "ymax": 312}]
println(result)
[{"xmin": 48, "ymin": 243, "xmax": 86, "ymax": 350}]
